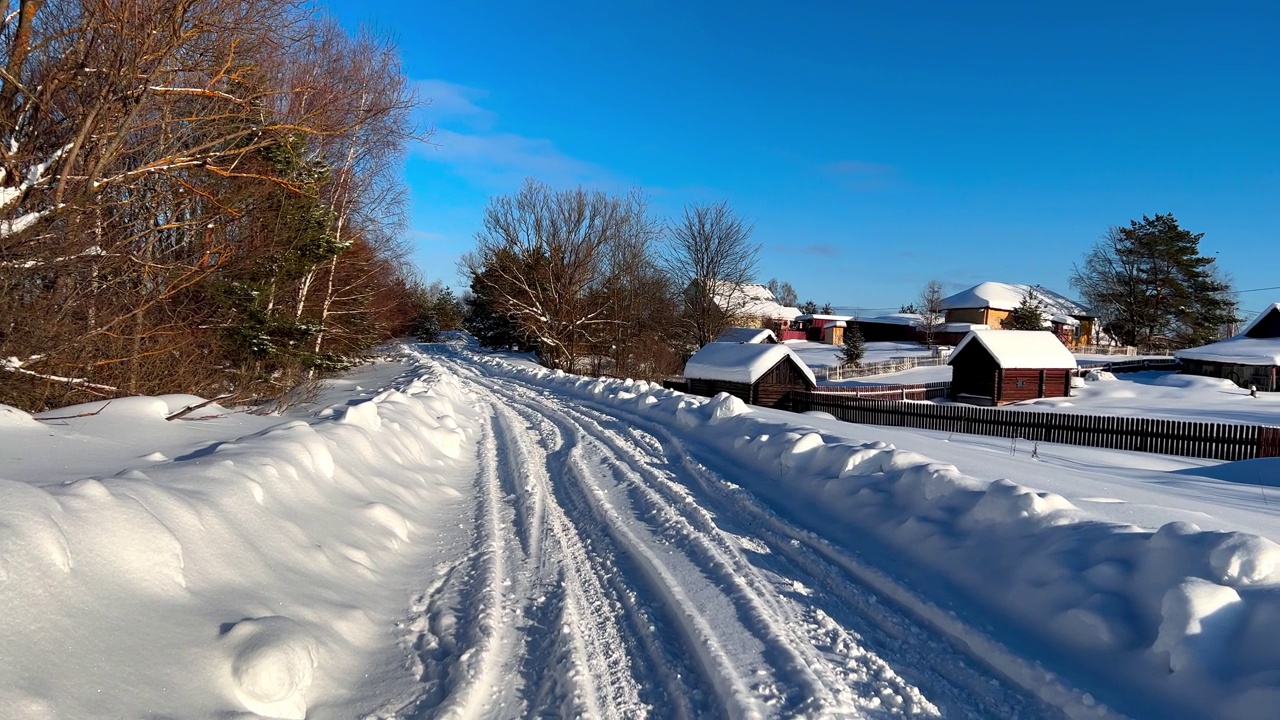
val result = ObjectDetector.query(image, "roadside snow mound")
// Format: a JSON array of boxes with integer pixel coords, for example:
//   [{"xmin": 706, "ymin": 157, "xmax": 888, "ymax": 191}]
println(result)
[
  {"xmin": 460, "ymin": 351, "xmax": 1280, "ymax": 720},
  {"xmin": 0, "ymin": 357, "xmax": 481, "ymax": 718}
]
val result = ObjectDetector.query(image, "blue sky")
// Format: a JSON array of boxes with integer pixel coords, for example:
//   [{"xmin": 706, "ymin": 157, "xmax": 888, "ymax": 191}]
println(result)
[{"xmin": 328, "ymin": 0, "xmax": 1279, "ymax": 316}]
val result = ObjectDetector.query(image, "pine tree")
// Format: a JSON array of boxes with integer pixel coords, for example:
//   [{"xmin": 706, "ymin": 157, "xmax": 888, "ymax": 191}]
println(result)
[
  {"xmin": 820, "ymin": 302, "xmax": 834, "ymax": 314},
  {"xmin": 800, "ymin": 299, "xmax": 819, "ymax": 314},
  {"xmin": 842, "ymin": 324, "xmax": 866, "ymax": 367},
  {"xmin": 1002, "ymin": 287, "xmax": 1049, "ymax": 330},
  {"xmin": 1070, "ymin": 214, "xmax": 1237, "ymax": 347}
]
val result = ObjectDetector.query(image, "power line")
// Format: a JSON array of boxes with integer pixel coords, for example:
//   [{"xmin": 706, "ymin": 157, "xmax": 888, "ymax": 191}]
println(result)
[{"xmin": 1232, "ymin": 285, "xmax": 1280, "ymax": 295}]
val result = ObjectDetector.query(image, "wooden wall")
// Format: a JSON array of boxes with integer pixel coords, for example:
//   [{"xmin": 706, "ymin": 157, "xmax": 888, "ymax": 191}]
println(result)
[{"xmin": 997, "ymin": 369, "xmax": 1071, "ymax": 404}]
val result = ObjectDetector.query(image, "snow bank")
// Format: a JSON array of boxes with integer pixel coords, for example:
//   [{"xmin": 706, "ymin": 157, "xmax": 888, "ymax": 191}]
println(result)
[
  {"xmin": 461, "ymin": 352, "xmax": 1280, "ymax": 719},
  {"xmin": 0, "ymin": 352, "xmax": 480, "ymax": 718}
]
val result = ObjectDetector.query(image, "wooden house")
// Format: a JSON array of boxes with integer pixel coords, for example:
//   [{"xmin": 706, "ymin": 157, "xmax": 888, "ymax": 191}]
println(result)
[
  {"xmin": 1176, "ymin": 303, "xmax": 1280, "ymax": 392},
  {"xmin": 947, "ymin": 330, "xmax": 1078, "ymax": 405},
  {"xmin": 940, "ymin": 282, "xmax": 1099, "ymax": 347},
  {"xmin": 714, "ymin": 327, "xmax": 778, "ymax": 344},
  {"xmin": 683, "ymin": 342, "xmax": 816, "ymax": 409}
]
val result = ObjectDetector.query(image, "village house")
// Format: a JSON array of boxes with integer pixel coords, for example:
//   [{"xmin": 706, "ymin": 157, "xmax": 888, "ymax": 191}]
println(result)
[
  {"xmin": 940, "ymin": 282, "xmax": 1100, "ymax": 347},
  {"xmin": 682, "ymin": 342, "xmax": 816, "ymax": 409},
  {"xmin": 694, "ymin": 280, "xmax": 802, "ymax": 336},
  {"xmin": 793, "ymin": 313, "xmax": 852, "ymax": 344},
  {"xmin": 948, "ymin": 329, "xmax": 1078, "ymax": 405},
  {"xmin": 1176, "ymin": 303, "xmax": 1280, "ymax": 392}
]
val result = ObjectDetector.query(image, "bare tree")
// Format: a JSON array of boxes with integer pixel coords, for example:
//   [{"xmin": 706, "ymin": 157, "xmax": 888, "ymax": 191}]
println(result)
[
  {"xmin": 918, "ymin": 279, "xmax": 945, "ymax": 347},
  {"xmin": 766, "ymin": 278, "xmax": 798, "ymax": 307},
  {"xmin": 663, "ymin": 201, "xmax": 759, "ymax": 348},
  {"xmin": 466, "ymin": 179, "xmax": 659, "ymax": 370},
  {"xmin": 0, "ymin": 1, "xmax": 422, "ymax": 410}
]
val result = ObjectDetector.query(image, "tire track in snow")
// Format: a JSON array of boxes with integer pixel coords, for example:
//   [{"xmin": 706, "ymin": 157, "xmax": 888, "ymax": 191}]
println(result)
[
  {"xmin": 466, "ymin": 369, "xmax": 942, "ymax": 718},
  {"xmin": 539, "ymin": 373, "xmax": 1095, "ymax": 718},
  {"xmin": 454, "ymin": 359, "xmax": 713, "ymax": 718},
  {"xmin": 446, "ymin": 354, "xmax": 1080, "ymax": 719},
  {"xmin": 486, "ymin": 399, "xmax": 649, "ymax": 718}
]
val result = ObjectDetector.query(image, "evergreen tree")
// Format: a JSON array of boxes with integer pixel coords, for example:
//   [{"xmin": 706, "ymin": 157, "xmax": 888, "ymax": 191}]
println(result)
[
  {"xmin": 842, "ymin": 324, "xmax": 866, "ymax": 367},
  {"xmin": 800, "ymin": 299, "xmax": 819, "ymax": 314},
  {"xmin": 1002, "ymin": 287, "xmax": 1050, "ymax": 330},
  {"xmin": 820, "ymin": 302, "xmax": 834, "ymax": 314},
  {"xmin": 1071, "ymin": 214, "xmax": 1237, "ymax": 347},
  {"xmin": 899, "ymin": 302, "xmax": 920, "ymax": 314}
]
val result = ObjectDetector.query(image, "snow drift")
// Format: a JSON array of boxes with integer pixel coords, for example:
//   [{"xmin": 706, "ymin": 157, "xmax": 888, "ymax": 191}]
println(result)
[{"xmin": 0, "ymin": 355, "xmax": 480, "ymax": 719}]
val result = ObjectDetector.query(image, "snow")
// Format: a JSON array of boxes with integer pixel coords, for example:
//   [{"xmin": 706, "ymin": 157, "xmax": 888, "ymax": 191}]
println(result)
[
  {"xmin": 0, "ymin": 351, "xmax": 481, "ymax": 718},
  {"xmin": 941, "ymin": 281, "xmax": 1093, "ymax": 318},
  {"xmin": 1011, "ymin": 370, "xmax": 1280, "ymax": 424},
  {"xmin": 1177, "ymin": 336, "xmax": 1280, "ymax": 366},
  {"xmin": 448, "ymin": 352, "xmax": 1280, "ymax": 718},
  {"xmin": 8, "ymin": 344, "xmax": 1280, "ymax": 718},
  {"xmin": 714, "ymin": 326, "xmax": 778, "ymax": 344},
  {"xmin": 860, "ymin": 312, "xmax": 922, "ymax": 326},
  {"xmin": 1175, "ymin": 304, "xmax": 1280, "ymax": 365},
  {"xmin": 951, "ymin": 329, "xmax": 1078, "ymax": 369},
  {"xmin": 684, "ymin": 342, "xmax": 816, "ymax": 385}
]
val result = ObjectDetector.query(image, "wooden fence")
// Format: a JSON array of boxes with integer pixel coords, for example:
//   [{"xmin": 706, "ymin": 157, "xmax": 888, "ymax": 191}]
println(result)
[{"xmin": 793, "ymin": 391, "xmax": 1280, "ymax": 461}]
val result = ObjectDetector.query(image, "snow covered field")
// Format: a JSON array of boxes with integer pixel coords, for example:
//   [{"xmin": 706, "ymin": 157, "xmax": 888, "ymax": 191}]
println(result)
[{"xmin": 4, "ymin": 346, "xmax": 1280, "ymax": 718}]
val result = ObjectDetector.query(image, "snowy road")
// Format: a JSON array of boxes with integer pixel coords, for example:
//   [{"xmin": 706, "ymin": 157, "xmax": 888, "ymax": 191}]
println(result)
[
  {"xmin": 410, "ymin": 353, "xmax": 1063, "ymax": 719},
  {"xmin": 11, "ymin": 348, "xmax": 1277, "ymax": 718}
]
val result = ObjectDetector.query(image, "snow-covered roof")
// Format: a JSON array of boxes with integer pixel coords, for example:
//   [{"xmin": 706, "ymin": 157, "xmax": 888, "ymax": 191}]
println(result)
[
  {"xmin": 943, "ymin": 322, "xmax": 990, "ymax": 332},
  {"xmin": 684, "ymin": 342, "xmax": 817, "ymax": 386},
  {"xmin": 950, "ymin": 330, "xmax": 1078, "ymax": 369},
  {"xmin": 703, "ymin": 281, "xmax": 801, "ymax": 321},
  {"xmin": 858, "ymin": 313, "xmax": 922, "ymax": 327},
  {"xmin": 795, "ymin": 313, "xmax": 854, "ymax": 322},
  {"xmin": 941, "ymin": 282, "xmax": 1094, "ymax": 319},
  {"xmin": 1176, "ymin": 305, "xmax": 1280, "ymax": 366},
  {"xmin": 714, "ymin": 327, "xmax": 777, "ymax": 344},
  {"xmin": 1176, "ymin": 337, "xmax": 1280, "ymax": 366},
  {"xmin": 1242, "ymin": 303, "xmax": 1280, "ymax": 338}
]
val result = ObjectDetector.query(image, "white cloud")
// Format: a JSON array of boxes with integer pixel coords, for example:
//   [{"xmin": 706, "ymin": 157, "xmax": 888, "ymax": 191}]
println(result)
[{"xmin": 410, "ymin": 79, "xmax": 615, "ymax": 189}]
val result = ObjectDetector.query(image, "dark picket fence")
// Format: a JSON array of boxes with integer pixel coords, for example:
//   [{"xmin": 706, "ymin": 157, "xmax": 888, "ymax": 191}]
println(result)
[{"xmin": 794, "ymin": 391, "xmax": 1280, "ymax": 461}]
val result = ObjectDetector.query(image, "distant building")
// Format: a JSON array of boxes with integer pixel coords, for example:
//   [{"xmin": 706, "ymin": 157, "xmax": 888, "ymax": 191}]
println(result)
[
  {"xmin": 683, "ymin": 342, "xmax": 816, "ymax": 409},
  {"xmin": 1176, "ymin": 303, "xmax": 1280, "ymax": 392},
  {"xmin": 940, "ymin": 282, "xmax": 1100, "ymax": 347},
  {"xmin": 793, "ymin": 313, "xmax": 853, "ymax": 344},
  {"xmin": 948, "ymin": 329, "xmax": 1078, "ymax": 405}
]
